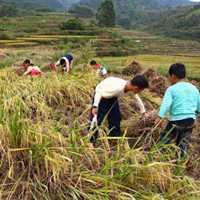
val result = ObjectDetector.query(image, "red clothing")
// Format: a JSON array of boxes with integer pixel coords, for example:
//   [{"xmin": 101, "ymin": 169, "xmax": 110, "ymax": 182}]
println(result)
[
  {"xmin": 93, "ymin": 64, "xmax": 101, "ymax": 70},
  {"xmin": 25, "ymin": 66, "xmax": 42, "ymax": 77},
  {"xmin": 49, "ymin": 63, "xmax": 57, "ymax": 71},
  {"xmin": 28, "ymin": 69, "xmax": 41, "ymax": 77}
]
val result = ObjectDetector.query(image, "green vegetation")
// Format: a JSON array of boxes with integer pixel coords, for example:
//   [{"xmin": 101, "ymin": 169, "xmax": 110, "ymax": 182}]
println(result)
[
  {"xmin": 149, "ymin": 5, "xmax": 200, "ymax": 41},
  {"xmin": 69, "ymin": 5, "xmax": 95, "ymax": 18},
  {"xmin": 0, "ymin": 68, "xmax": 199, "ymax": 199},
  {"xmin": 98, "ymin": 54, "xmax": 200, "ymax": 80},
  {"xmin": 0, "ymin": 5, "xmax": 19, "ymax": 17},
  {"xmin": 1, "ymin": 0, "xmax": 200, "ymax": 41},
  {"xmin": 96, "ymin": 0, "xmax": 116, "ymax": 27},
  {"xmin": 61, "ymin": 18, "xmax": 84, "ymax": 30},
  {"xmin": 0, "ymin": 13, "xmax": 67, "ymax": 38},
  {"xmin": 0, "ymin": 0, "xmax": 64, "ymax": 11},
  {"xmin": 76, "ymin": 0, "xmax": 200, "ymax": 40},
  {"xmin": 0, "ymin": 8, "xmax": 200, "ymax": 199}
]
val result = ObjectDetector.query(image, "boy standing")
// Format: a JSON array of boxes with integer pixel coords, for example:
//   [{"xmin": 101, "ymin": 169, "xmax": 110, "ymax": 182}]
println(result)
[
  {"xmin": 90, "ymin": 75, "xmax": 149, "ymax": 143},
  {"xmin": 157, "ymin": 63, "xmax": 200, "ymax": 157}
]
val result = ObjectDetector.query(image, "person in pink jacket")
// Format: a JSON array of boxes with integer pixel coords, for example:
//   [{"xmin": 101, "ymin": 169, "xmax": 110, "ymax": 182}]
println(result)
[{"xmin": 24, "ymin": 64, "xmax": 42, "ymax": 77}]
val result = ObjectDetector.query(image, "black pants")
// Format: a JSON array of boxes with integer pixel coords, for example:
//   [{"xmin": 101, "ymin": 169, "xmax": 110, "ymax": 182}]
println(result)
[
  {"xmin": 159, "ymin": 118, "xmax": 194, "ymax": 157},
  {"xmin": 90, "ymin": 97, "xmax": 121, "ymax": 143}
]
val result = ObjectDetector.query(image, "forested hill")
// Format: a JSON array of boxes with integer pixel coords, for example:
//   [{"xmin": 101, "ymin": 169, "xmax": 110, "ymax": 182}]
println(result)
[
  {"xmin": 76, "ymin": 0, "xmax": 196, "ymax": 27},
  {"xmin": 149, "ymin": 4, "xmax": 200, "ymax": 40},
  {"xmin": 78, "ymin": 0, "xmax": 193, "ymax": 10},
  {"xmin": 0, "ymin": 0, "xmax": 196, "ymax": 11},
  {"xmin": 0, "ymin": 0, "xmax": 78, "ymax": 10}
]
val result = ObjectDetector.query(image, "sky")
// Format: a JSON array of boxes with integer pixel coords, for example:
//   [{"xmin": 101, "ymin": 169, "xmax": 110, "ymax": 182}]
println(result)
[{"xmin": 190, "ymin": 0, "xmax": 200, "ymax": 2}]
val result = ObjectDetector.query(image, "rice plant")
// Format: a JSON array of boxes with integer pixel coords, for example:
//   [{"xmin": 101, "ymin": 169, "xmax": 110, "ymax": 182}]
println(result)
[{"xmin": 0, "ymin": 67, "xmax": 199, "ymax": 200}]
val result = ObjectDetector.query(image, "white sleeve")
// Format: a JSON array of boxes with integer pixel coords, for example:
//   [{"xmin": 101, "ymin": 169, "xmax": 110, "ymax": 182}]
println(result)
[
  {"xmin": 65, "ymin": 59, "xmax": 70, "ymax": 73},
  {"xmin": 93, "ymin": 92, "xmax": 102, "ymax": 107},
  {"xmin": 135, "ymin": 94, "xmax": 146, "ymax": 114},
  {"xmin": 93, "ymin": 77, "xmax": 125, "ymax": 107},
  {"xmin": 55, "ymin": 59, "xmax": 60, "ymax": 66},
  {"xmin": 93, "ymin": 81, "xmax": 105, "ymax": 107},
  {"xmin": 102, "ymin": 68, "xmax": 107, "ymax": 75},
  {"xmin": 24, "ymin": 67, "xmax": 32, "ymax": 75},
  {"xmin": 70, "ymin": 60, "xmax": 73, "ymax": 69}
]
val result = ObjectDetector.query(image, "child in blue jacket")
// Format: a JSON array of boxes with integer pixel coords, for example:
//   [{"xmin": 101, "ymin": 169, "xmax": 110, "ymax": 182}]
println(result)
[{"xmin": 157, "ymin": 63, "xmax": 200, "ymax": 157}]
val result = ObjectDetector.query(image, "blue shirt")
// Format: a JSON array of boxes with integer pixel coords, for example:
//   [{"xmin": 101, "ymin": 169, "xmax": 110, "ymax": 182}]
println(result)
[
  {"xmin": 64, "ymin": 54, "xmax": 73, "ymax": 64},
  {"xmin": 159, "ymin": 81, "xmax": 200, "ymax": 121}
]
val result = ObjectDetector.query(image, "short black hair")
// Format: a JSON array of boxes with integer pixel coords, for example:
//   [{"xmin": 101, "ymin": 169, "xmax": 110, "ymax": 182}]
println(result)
[
  {"xmin": 169, "ymin": 63, "xmax": 186, "ymax": 79},
  {"xmin": 60, "ymin": 58, "xmax": 66, "ymax": 66},
  {"xmin": 131, "ymin": 75, "xmax": 149, "ymax": 89},
  {"xmin": 23, "ymin": 59, "xmax": 31, "ymax": 64},
  {"xmin": 90, "ymin": 60, "xmax": 97, "ymax": 65}
]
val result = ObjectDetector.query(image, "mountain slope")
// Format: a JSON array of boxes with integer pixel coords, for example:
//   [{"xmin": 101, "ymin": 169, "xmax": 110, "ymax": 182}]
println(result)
[
  {"xmin": 0, "ymin": 0, "xmax": 195, "ymax": 11},
  {"xmin": 158, "ymin": 0, "xmax": 192, "ymax": 6},
  {"xmin": 0, "ymin": 0, "xmax": 77, "ymax": 10},
  {"xmin": 57, "ymin": 0, "xmax": 79, "ymax": 8},
  {"xmin": 77, "ymin": 0, "xmax": 196, "ymax": 27},
  {"xmin": 149, "ymin": 5, "xmax": 200, "ymax": 40},
  {"xmin": 78, "ymin": 0, "xmax": 193, "ymax": 9}
]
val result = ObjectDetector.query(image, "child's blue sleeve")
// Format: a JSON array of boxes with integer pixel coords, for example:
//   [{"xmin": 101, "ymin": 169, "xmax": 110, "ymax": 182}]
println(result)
[
  {"xmin": 198, "ymin": 95, "xmax": 200, "ymax": 113},
  {"xmin": 159, "ymin": 88, "xmax": 173, "ymax": 118}
]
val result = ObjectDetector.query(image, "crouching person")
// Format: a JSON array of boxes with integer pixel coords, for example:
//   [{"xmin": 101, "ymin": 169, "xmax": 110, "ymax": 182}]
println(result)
[
  {"xmin": 16, "ymin": 59, "xmax": 31, "ymax": 76},
  {"xmin": 156, "ymin": 63, "xmax": 200, "ymax": 158},
  {"xmin": 24, "ymin": 64, "xmax": 42, "ymax": 77},
  {"xmin": 55, "ymin": 54, "xmax": 74, "ymax": 74},
  {"xmin": 90, "ymin": 60, "xmax": 108, "ymax": 78},
  {"xmin": 90, "ymin": 75, "xmax": 149, "ymax": 144}
]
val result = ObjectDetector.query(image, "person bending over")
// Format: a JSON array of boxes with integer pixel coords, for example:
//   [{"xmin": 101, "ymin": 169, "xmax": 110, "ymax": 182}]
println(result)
[
  {"xmin": 90, "ymin": 75, "xmax": 149, "ymax": 143},
  {"xmin": 55, "ymin": 54, "xmax": 74, "ymax": 74}
]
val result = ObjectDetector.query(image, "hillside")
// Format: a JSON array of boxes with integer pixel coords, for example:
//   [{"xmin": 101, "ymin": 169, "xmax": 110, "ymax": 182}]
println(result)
[
  {"xmin": 1, "ymin": 30, "xmax": 200, "ymax": 198},
  {"xmin": 77, "ymin": 0, "xmax": 196, "ymax": 28},
  {"xmin": 0, "ymin": 0, "xmax": 194, "ymax": 11},
  {"xmin": 76, "ymin": 0, "xmax": 200, "ymax": 40},
  {"xmin": 159, "ymin": 0, "xmax": 193, "ymax": 6},
  {"xmin": 78, "ymin": 0, "xmax": 193, "ymax": 9},
  {"xmin": 149, "ymin": 5, "xmax": 200, "ymax": 40},
  {"xmin": 0, "ymin": 0, "xmax": 77, "ymax": 10},
  {"xmin": 0, "ymin": 11, "xmax": 200, "ymax": 198}
]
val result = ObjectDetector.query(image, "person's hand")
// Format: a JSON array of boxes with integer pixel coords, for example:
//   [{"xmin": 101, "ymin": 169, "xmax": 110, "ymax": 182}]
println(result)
[
  {"xmin": 154, "ymin": 116, "xmax": 161, "ymax": 124},
  {"xmin": 194, "ymin": 119, "xmax": 198, "ymax": 128},
  {"xmin": 154, "ymin": 116, "xmax": 166, "ymax": 128},
  {"xmin": 142, "ymin": 112, "xmax": 151, "ymax": 119},
  {"xmin": 92, "ymin": 107, "xmax": 98, "ymax": 117}
]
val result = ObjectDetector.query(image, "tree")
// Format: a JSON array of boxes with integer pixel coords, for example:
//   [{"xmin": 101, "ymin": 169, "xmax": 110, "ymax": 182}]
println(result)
[
  {"xmin": 60, "ymin": 18, "xmax": 84, "ymax": 30},
  {"xmin": 96, "ymin": 0, "xmax": 116, "ymax": 27},
  {"xmin": 0, "ymin": 5, "xmax": 19, "ymax": 17}
]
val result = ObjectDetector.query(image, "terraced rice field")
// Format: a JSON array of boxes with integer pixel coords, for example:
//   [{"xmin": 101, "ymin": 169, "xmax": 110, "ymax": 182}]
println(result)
[
  {"xmin": 0, "ymin": 14, "xmax": 200, "ymax": 199},
  {"xmin": 0, "ymin": 35, "xmax": 97, "ymax": 48},
  {"xmin": 98, "ymin": 54, "xmax": 200, "ymax": 80}
]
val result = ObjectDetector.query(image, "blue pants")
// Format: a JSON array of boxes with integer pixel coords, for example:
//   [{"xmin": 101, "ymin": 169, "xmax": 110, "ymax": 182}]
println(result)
[
  {"xmin": 90, "ymin": 97, "xmax": 121, "ymax": 143},
  {"xmin": 159, "ymin": 118, "xmax": 194, "ymax": 157}
]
